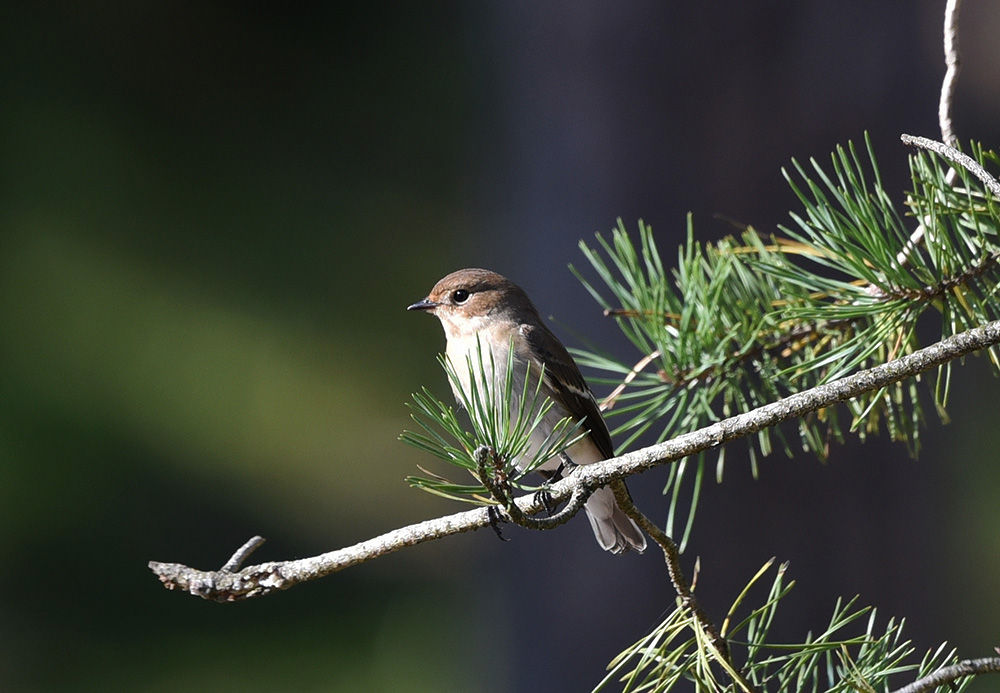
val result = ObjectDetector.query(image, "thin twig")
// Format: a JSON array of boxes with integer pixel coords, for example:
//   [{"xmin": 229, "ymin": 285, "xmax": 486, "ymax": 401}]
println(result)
[
  {"xmin": 880, "ymin": 250, "xmax": 1000, "ymax": 302},
  {"xmin": 900, "ymin": 134, "xmax": 1000, "ymax": 200},
  {"xmin": 503, "ymin": 485, "xmax": 591, "ymax": 530},
  {"xmin": 150, "ymin": 319, "xmax": 1000, "ymax": 601},
  {"xmin": 603, "ymin": 308, "xmax": 677, "ymax": 319},
  {"xmin": 897, "ymin": 0, "xmax": 962, "ymax": 265},
  {"xmin": 890, "ymin": 656, "xmax": 1000, "ymax": 693},
  {"xmin": 474, "ymin": 445, "xmax": 593, "ymax": 531},
  {"xmin": 939, "ymin": 0, "xmax": 962, "ymax": 146},
  {"xmin": 221, "ymin": 535, "xmax": 266, "ymax": 572},
  {"xmin": 610, "ymin": 481, "xmax": 758, "ymax": 693},
  {"xmin": 600, "ymin": 349, "xmax": 661, "ymax": 411}
]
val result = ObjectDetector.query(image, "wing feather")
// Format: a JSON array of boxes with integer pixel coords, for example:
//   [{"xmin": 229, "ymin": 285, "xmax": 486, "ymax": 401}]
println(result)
[{"xmin": 519, "ymin": 323, "xmax": 615, "ymax": 459}]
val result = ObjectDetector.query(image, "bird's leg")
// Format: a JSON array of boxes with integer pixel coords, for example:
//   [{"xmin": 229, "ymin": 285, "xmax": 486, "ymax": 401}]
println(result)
[
  {"xmin": 533, "ymin": 470, "xmax": 558, "ymax": 516},
  {"xmin": 534, "ymin": 453, "xmax": 577, "ymax": 516},
  {"xmin": 550, "ymin": 452, "xmax": 574, "ymax": 482}
]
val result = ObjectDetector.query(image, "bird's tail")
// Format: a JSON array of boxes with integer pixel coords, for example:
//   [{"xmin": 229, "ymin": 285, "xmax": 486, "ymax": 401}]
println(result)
[{"xmin": 584, "ymin": 485, "xmax": 647, "ymax": 554}]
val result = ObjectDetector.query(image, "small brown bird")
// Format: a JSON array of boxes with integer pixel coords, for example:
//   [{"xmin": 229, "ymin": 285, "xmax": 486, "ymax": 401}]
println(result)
[{"xmin": 408, "ymin": 268, "xmax": 646, "ymax": 554}]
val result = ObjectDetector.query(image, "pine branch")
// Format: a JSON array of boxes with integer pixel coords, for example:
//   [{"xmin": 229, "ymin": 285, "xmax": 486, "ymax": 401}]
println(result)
[
  {"xmin": 578, "ymin": 133, "xmax": 1000, "ymax": 470},
  {"xmin": 149, "ymin": 318, "xmax": 1000, "ymax": 601}
]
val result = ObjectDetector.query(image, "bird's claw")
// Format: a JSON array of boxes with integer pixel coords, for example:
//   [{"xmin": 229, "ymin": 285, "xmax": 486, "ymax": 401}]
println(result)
[
  {"xmin": 535, "ymin": 488, "xmax": 557, "ymax": 516},
  {"xmin": 486, "ymin": 506, "xmax": 509, "ymax": 542}
]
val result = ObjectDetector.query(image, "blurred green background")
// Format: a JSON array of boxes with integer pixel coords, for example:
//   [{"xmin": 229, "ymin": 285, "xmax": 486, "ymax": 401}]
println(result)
[{"xmin": 2, "ymin": 2, "xmax": 1000, "ymax": 692}]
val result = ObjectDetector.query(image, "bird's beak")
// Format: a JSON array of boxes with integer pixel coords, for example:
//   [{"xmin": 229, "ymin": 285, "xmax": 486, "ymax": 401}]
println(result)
[{"xmin": 407, "ymin": 297, "xmax": 438, "ymax": 312}]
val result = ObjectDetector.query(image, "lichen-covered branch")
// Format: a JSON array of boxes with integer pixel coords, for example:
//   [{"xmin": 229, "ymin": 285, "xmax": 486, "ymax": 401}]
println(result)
[
  {"xmin": 150, "ymin": 319, "xmax": 1000, "ymax": 601},
  {"xmin": 150, "ymin": 506, "xmax": 495, "ymax": 601},
  {"xmin": 901, "ymin": 134, "xmax": 1000, "ymax": 200},
  {"xmin": 890, "ymin": 657, "xmax": 1000, "ymax": 693}
]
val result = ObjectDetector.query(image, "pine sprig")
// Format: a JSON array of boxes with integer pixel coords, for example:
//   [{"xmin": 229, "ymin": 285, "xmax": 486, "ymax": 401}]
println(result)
[
  {"xmin": 572, "ymin": 218, "xmax": 790, "ymax": 543},
  {"xmin": 400, "ymin": 336, "xmax": 585, "ymax": 505}
]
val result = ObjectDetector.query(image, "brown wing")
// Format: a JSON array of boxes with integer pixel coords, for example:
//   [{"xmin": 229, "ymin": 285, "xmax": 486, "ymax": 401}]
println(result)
[{"xmin": 520, "ymin": 323, "xmax": 615, "ymax": 460}]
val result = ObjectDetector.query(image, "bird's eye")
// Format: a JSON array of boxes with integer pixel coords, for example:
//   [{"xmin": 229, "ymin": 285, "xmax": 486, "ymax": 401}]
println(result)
[{"xmin": 452, "ymin": 289, "xmax": 470, "ymax": 304}]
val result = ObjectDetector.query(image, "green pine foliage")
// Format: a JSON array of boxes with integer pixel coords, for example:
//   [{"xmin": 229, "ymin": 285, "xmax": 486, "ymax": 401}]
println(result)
[
  {"xmin": 575, "ymin": 139, "xmax": 1000, "ymax": 462},
  {"xmin": 594, "ymin": 561, "xmax": 968, "ymax": 693}
]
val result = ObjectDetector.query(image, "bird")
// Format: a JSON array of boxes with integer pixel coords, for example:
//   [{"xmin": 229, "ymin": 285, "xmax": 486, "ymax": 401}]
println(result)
[{"xmin": 408, "ymin": 268, "xmax": 646, "ymax": 554}]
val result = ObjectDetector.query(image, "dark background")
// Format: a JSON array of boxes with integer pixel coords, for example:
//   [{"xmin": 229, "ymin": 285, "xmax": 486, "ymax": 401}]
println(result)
[{"xmin": 2, "ymin": 2, "xmax": 999, "ymax": 691}]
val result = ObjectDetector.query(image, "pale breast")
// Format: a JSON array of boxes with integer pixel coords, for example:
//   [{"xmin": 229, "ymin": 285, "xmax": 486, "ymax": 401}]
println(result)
[{"xmin": 445, "ymin": 330, "xmax": 511, "ymax": 403}]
